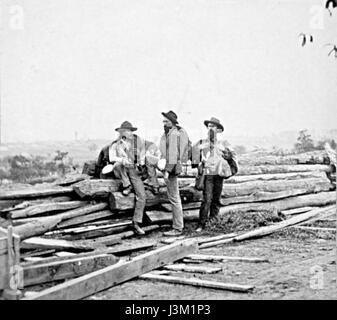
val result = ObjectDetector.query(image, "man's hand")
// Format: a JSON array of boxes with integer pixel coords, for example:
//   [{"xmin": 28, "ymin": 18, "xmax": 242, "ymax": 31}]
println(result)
[{"xmin": 121, "ymin": 158, "xmax": 131, "ymax": 166}]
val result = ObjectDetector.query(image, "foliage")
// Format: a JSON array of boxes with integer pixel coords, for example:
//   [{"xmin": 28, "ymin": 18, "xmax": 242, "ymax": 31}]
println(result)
[
  {"xmin": 294, "ymin": 130, "xmax": 315, "ymax": 153},
  {"xmin": 0, "ymin": 151, "xmax": 75, "ymax": 183}
]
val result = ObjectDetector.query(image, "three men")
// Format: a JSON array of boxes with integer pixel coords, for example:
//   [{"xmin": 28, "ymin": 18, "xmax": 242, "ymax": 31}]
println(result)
[{"xmin": 95, "ymin": 113, "xmax": 233, "ymax": 237}]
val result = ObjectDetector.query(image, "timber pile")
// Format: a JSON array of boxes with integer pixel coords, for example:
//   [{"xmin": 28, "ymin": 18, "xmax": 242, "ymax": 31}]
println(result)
[{"xmin": 0, "ymin": 149, "xmax": 335, "ymax": 299}]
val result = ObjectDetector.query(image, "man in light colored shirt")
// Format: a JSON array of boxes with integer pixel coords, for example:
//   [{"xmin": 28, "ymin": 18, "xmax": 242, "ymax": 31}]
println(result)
[
  {"xmin": 109, "ymin": 121, "xmax": 147, "ymax": 235},
  {"xmin": 192, "ymin": 117, "xmax": 237, "ymax": 232}
]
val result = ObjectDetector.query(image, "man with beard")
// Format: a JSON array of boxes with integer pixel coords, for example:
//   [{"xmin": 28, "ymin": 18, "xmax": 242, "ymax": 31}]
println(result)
[
  {"xmin": 192, "ymin": 117, "xmax": 238, "ymax": 232},
  {"xmin": 158, "ymin": 111, "xmax": 189, "ymax": 236}
]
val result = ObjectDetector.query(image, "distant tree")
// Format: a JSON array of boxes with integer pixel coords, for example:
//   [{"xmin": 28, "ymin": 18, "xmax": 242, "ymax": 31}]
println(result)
[
  {"xmin": 294, "ymin": 130, "xmax": 315, "ymax": 153},
  {"xmin": 316, "ymin": 138, "xmax": 337, "ymax": 150}
]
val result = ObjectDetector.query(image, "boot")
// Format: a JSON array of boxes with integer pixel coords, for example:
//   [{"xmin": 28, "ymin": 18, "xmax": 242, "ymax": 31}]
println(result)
[
  {"xmin": 133, "ymin": 222, "xmax": 145, "ymax": 235},
  {"xmin": 122, "ymin": 185, "xmax": 133, "ymax": 196}
]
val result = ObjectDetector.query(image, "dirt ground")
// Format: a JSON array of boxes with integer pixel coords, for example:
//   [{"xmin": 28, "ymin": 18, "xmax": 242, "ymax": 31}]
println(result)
[{"xmin": 86, "ymin": 223, "xmax": 337, "ymax": 300}]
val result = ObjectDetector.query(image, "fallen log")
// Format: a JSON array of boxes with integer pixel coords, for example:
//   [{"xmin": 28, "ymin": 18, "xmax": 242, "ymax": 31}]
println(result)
[
  {"xmin": 0, "ymin": 186, "xmax": 74, "ymax": 200},
  {"xmin": 146, "ymin": 210, "xmax": 199, "ymax": 224},
  {"xmin": 139, "ymin": 273, "xmax": 254, "ymax": 293},
  {"xmin": 56, "ymin": 174, "xmax": 91, "ymax": 186},
  {"xmin": 13, "ymin": 216, "xmax": 63, "ymax": 240},
  {"xmin": 60, "ymin": 225, "xmax": 131, "ymax": 241},
  {"xmin": 221, "ymin": 177, "xmax": 332, "ymax": 198},
  {"xmin": 72, "ymin": 179, "xmax": 122, "ymax": 199},
  {"xmin": 224, "ymin": 171, "xmax": 328, "ymax": 183},
  {"xmin": 236, "ymin": 164, "xmax": 332, "ymax": 176},
  {"xmin": 21, "ymin": 237, "xmax": 96, "ymax": 251},
  {"xmin": 23, "ymin": 253, "xmax": 119, "ymax": 287},
  {"xmin": 163, "ymin": 264, "xmax": 221, "ymax": 274},
  {"xmin": 11, "ymin": 201, "xmax": 88, "ymax": 219},
  {"xmin": 23, "ymin": 239, "xmax": 197, "ymax": 300},
  {"xmin": 57, "ymin": 209, "xmax": 114, "ymax": 229},
  {"xmin": 83, "ymin": 225, "xmax": 161, "ymax": 247},
  {"xmin": 1, "ymin": 196, "xmax": 74, "ymax": 213},
  {"xmin": 57, "ymin": 203, "xmax": 109, "ymax": 221},
  {"xmin": 109, "ymin": 187, "xmax": 202, "ymax": 211},
  {"xmin": 238, "ymin": 151, "xmax": 329, "ymax": 166},
  {"xmin": 217, "ymin": 191, "xmax": 336, "ymax": 216},
  {"xmin": 220, "ymin": 189, "xmax": 324, "ymax": 206}
]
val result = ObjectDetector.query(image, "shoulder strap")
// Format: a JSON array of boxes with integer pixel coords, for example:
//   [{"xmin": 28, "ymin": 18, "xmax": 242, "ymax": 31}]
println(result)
[{"xmin": 133, "ymin": 134, "xmax": 138, "ymax": 165}]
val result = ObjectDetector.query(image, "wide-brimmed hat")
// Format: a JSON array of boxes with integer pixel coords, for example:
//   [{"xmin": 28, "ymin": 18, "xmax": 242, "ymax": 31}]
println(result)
[
  {"xmin": 161, "ymin": 110, "xmax": 179, "ymax": 125},
  {"xmin": 115, "ymin": 121, "xmax": 137, "ymax": 132},
  {"xmin": 204, "ymin": 117, "xmax": 224, "ymax": 132}
]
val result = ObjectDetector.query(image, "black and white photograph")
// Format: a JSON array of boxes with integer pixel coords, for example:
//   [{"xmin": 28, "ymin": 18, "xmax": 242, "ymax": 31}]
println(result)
[{"xmin": 0, "ymin": 0, "xmax": 336, "ymax": 305}]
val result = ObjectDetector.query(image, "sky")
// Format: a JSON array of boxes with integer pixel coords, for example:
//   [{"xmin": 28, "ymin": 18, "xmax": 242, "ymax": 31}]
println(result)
[{"xmin": 1, "ymin": 0, "xmax": 337, "ymax": 144}]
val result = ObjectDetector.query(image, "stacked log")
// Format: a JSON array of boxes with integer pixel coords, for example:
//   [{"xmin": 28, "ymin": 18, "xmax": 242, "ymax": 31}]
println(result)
[{"xmin": 0, "ymin": 149, "xmax": 335, "ymax": 290}]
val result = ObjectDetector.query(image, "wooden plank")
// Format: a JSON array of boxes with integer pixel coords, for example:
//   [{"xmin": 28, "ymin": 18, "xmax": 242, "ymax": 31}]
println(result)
[
  {"xmin": 139, "ymin": 273, "xmax": 254, "ymax": 293},
  {"xmin": 224, "ymin": 171, "xmax": 327, "ymax": 183},
  {"xmin": 11, "ymin": 201, "xmax": 87, "ymax": 219},
  {"xmin": 237, "ymin": 164, "xmax": 332, "ymax": 176},
  {"xmin": 54, "ymin": 252, "xmax": 77, "ymax": 257},
  {"xmin": 13, "ymin": 216, "xmax": 63, "ymax": 240},
  {"xmin": 23, "ymin": 239, "xmax": 197, "ymax": 300},
  {"xmin": 57, "ymin": 209, "xmax": 114, "ymax": 229},
  {"xmin": 23, "ymin": 254, "xmax": 119, "ymax": 286},
  {"xmin": 146, "ymin": 210, "xmax": 199, "ymax": 224},
  {"xmin": 21, "ymin": 247, "xmax": 123, "ymax": 267},
  {"xmin": 163, "ymin": 264, "xmax": 221, "ymax": 274},
  {"xmin": 1, "ymin": 196, "xmax": 73, "ymax": 213},
  {"xmin": 72, "ymin": 179, "xmax": 122, "ymax": 199},
  {"xmin": 0, "ymin": 186, "xmax": 74, "ymax": 200},
  {"xmin": 187, "ymin": 254, "xmax": 269, "ymax": 263},
  {"xmin": 83, "ymin": 225, "xmax": 161, "ymax": 247},
  {"xmin": 21, "ymin": 237, "xmax": 96, "ymax": 251},
  {"xmin": 106, "ymin": 242, "xmax": 156, "ymax": 256},
  {"xmin": 281, "ymin": 207, "xmax": 318, "ymax": 216}
]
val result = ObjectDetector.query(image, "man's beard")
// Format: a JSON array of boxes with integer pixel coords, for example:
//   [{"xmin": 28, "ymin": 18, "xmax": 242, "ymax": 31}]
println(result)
[
  {"xmin": 208, "ymin": 129, "xmax": 215, "ymax": 143},
  {"xmin": 164, "ymin": 125, "xmax": 170, "ymax": 134}
]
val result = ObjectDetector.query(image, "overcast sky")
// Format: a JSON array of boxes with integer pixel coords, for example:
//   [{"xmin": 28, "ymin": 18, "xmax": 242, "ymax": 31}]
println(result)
[{"xmin": 1, "ymin": 0, "xmax": 337, "ymax": 143}]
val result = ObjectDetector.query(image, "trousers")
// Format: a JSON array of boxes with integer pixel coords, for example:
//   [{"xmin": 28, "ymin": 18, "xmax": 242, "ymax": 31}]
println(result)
[
  {"xmin": 164, "ymin": 174, "xmax": 184, "ymax": 231},
  {"xmin": 113, "ymin": 163, "xmax": 146, "ymax": 223},
  {"xmin": 199, "ymin": 174, "xmax": 224, "ymax": 226}
]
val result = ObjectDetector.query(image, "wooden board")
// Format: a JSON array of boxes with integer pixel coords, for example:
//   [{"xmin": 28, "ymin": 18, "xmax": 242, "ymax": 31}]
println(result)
[
  {"xmin": 139, "ymin": 273, "xmax": 254, "ymax": 293},
  {"xmin": 23, "ymin": 239, "xmax": 197, "ymax": 300},
  {"xmin": 23, "ymin": 254, "xmax": 119, "ymax": 287},
  {"xmin": 186, "ymin": 254, "xmax": 269, "ymax": 263},
  {"xmin": 281, "ymin": 207, "xmax": 318, "ymax": 216},
  {"xmin": 11, "ymin": 201, "xmax": 87, "ymax": 219},
  {"xmin": 163, "ymin": 264, "xmax": 221, "ymax": 274},
  {"xmin": 57, "ymin": 209, "xmax": 114, "ymax": 229},
  {"xmin": 72, "ymin": 179, "xmax": 122, "ymax": 198},
  {"xmin": 0, "ymin": 186, "xmax": 74, "ymax": 200},
  {"xmin": 21, "ymin": 237, "xmax": 96, "ymax": 251}
]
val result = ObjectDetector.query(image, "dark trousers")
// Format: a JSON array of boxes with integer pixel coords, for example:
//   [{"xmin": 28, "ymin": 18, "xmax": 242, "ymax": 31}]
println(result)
[{"xmin": 199, "ymin": 175, "xmax": 224, "ymax": 226}]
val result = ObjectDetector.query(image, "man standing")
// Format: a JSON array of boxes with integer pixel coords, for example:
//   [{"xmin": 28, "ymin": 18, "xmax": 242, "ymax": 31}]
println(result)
[
  {"xmin": 192, "ymin": 117, "xmax": 237, "ymax": 232},
  {"xmin": 108, "ymin": 121, "xmax": 148, "ymax": 235},
  {"xmin": 158, "ymin": 110, "xmax": 189, "ymax": 236}
]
